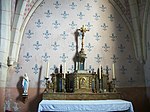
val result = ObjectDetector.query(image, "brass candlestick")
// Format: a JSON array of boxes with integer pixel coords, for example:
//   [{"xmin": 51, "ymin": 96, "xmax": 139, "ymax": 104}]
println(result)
[
  {"xmin": 44, "ymin": 77, "xmax": 49, "ymax": 93},
  {"xmin": 112, "ymin": 78, "xmax": 117, "ymax": 92},
  {"xmin": 62, "ymin": 77, "xmax": 66, "ymax": 93},
  {"xmin": 99, "ymin": 79, "xmax": 103, "ymax": 93}
]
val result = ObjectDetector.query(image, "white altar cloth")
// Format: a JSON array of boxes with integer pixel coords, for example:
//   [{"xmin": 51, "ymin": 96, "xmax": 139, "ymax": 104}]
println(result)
[{"xmin": 38, "ymin": 100, "xmax": 134, "ymax": 112}]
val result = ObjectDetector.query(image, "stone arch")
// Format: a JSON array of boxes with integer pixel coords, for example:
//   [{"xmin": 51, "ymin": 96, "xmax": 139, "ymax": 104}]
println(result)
[{"xmin": 8, "ymin": 0, "xmax": 44, "ymax": 66}]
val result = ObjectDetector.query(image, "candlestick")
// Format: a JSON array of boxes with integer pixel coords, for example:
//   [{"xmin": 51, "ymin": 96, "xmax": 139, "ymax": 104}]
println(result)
[
  {"xmin": 46, "ymin": 62, "xmax": 49, "ymax": 78},
  {"xmin": 112, "ymin": 78, "xmax": 117, "ymax": 92},
  {"xmin": 112, "ymin": 63, "xmax": 115, "ymax": 79},
  {"xmin": 44, "ymin": 77, "xmax": 49, "ymax": 93},
  {"xmin": 99, "ymin": 79, "xmax": 103, "ymax": 93}
]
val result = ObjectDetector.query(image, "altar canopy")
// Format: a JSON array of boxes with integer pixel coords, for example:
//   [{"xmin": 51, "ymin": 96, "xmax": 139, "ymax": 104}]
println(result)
[{"xmin": 38, "ymin": 100, "xmax": 134, "ymax": 112}]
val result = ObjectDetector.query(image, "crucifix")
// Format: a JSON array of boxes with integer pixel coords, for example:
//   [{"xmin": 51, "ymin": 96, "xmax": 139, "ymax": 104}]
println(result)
[{"xmin": 78, "ymin": 25, "xmax": 89, "ymax": 50}]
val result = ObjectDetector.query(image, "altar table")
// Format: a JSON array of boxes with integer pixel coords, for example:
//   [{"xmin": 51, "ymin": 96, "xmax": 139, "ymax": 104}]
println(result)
[{"xmin": 38, "ymin": 100, "xmax": 134, "ymax": 112}]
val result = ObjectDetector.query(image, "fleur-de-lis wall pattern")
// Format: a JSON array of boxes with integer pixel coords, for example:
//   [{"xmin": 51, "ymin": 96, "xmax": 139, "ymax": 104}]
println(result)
[
  {"xmin": 14, "ymin": 64, "xmax": 22, "ymax": 73},
  {"xmin": 10, "ymin": 0, "xmax": 145, "ymax": 88}
]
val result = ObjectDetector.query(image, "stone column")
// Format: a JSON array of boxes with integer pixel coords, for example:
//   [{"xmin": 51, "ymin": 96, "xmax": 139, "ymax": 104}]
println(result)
[
  {"xmin": 142, "ymin": 0, "xmax": 150, "ymax": 61},
  {"xmin": 128, "ymin": 0, "xmax": 143, "ymax": 63},
  {"xmin": 0, "ymin": 0, "xmax": 11, "ymax": 111},
  {"xmin": 8, "ymin": 0, "xmax": 27, "ymax": 65}
]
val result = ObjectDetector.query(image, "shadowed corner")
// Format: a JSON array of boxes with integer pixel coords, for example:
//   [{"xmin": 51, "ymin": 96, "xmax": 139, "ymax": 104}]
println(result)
[{"xmin": 28, "ymin": 65, "xmax": 43, "ymax": 112}]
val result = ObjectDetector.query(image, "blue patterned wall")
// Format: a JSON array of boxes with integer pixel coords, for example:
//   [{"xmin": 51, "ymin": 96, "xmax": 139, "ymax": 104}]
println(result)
[{"xmin": 9, "ymin": 0, "xmax": 145, "ymax": 88}]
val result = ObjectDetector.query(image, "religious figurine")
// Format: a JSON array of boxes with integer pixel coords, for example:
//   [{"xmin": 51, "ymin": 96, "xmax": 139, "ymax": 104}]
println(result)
[
  {"xmin": 78, "ymin": 25, "xmax": 89, "ymax": 38},
  {"xmin": 22, "ymin": 73, "xmax": 29, "ymax": 95},
  {"xmin": 78, "ymin": 25, "xmax": 89, "ymax": 50}
]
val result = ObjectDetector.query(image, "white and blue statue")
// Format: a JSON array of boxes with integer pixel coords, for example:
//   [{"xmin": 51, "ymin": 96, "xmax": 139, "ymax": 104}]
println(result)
[{"xmin": 22, "ymin": 73, "xmax": 29, "ymax": 95}]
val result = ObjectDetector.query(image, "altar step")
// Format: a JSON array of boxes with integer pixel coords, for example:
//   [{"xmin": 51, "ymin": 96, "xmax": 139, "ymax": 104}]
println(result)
[{"xmin": 43, "ymin": 92, "xmax": 122, "ymax": 100}]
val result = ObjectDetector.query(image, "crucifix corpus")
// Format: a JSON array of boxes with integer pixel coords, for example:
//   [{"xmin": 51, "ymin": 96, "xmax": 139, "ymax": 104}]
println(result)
[{"xmin": 78, "ymin": 25, "xmax": 89, "ymax": 50}]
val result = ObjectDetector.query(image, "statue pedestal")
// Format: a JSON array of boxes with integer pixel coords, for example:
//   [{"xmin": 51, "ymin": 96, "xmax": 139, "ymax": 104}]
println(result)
[{"xmin": 43, "ymin": 92, "xmax": 121, "ymax": 100}]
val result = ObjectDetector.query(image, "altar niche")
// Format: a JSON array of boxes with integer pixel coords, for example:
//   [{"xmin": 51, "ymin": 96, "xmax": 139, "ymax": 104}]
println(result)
[{"xmin": 74, "ymin": 72, "xmax": 97, "ymax": 93}]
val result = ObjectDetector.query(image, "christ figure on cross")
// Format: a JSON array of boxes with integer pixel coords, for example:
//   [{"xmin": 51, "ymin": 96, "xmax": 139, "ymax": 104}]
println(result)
[{"xmin": 78, "ymin": 25, "xmax": 89, "ymax": 50}]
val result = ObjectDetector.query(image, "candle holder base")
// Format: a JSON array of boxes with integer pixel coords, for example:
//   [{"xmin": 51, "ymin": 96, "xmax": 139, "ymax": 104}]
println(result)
[
  {"xmin": 44, "ymin": 77, "xmax": 50, "ymax": 93},
  {"xmin": 62, "ymin": 78, "xmax": 66, "ymax": 93},
  {"xmin": 99, "ymin": 79, "xmax": 103, "ymax": 93},
  {"xmin": 99, "ymin": 89, "xmax": 103, "ymax": 93},
  {"xmin": 112, "ymin": 78, "xmax": 117, "ymax": 92}
]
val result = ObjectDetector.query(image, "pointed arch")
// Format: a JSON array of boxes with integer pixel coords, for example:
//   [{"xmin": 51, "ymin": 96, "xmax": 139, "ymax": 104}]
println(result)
[{"xmin": 8, "ymin": 0, "xmax": 44, "ymax": 65}]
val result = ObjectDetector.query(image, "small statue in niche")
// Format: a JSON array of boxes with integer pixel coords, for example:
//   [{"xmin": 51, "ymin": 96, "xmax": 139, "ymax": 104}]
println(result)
[
  {"xmin": 79, "ymin": 77, "xmax": 86, "ymax": 89},
  {"xmin": 22, "ymin": 73, "xmax": 29, "ymax": 95}
]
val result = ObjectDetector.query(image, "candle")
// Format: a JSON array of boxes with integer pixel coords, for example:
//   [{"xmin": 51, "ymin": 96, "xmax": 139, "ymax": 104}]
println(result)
[
  {"xmin": 46, "ymin": 62, "xmax": 49, "ymax": 78},
  {"xmin": 99, "ymin": 65, "xmax": 102, "ymax": 79},
  {"xmin": 112, "ymin": 63, "xmax": 115, "ymax": 79},
  {"xmin": 64, "ymin": 62, "xmax": 66, "ymax": 78},
  {"xmin": 85, "ymin": 61, "xmax": 87, "ymax": 70},
  {"xmin": 76, "ymin": 63, "xmax": 78, "ymax": 71},
  {"xmin": 60, "ymin": 64, "xmax": 62, "ymax": 73},
  {"xmin": 106, "ymin": 66, "xmax": 108, "ymax": 74}
]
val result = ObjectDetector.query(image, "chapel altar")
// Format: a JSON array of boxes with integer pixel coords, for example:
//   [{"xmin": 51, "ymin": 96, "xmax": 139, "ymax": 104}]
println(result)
[
  {"xmin": 43, "ymin": 71, "xmax": 121, "ymax": 100},
  {"xmin": 43, "ymin": 26, "xmax": 121, "ymax": 100}
]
